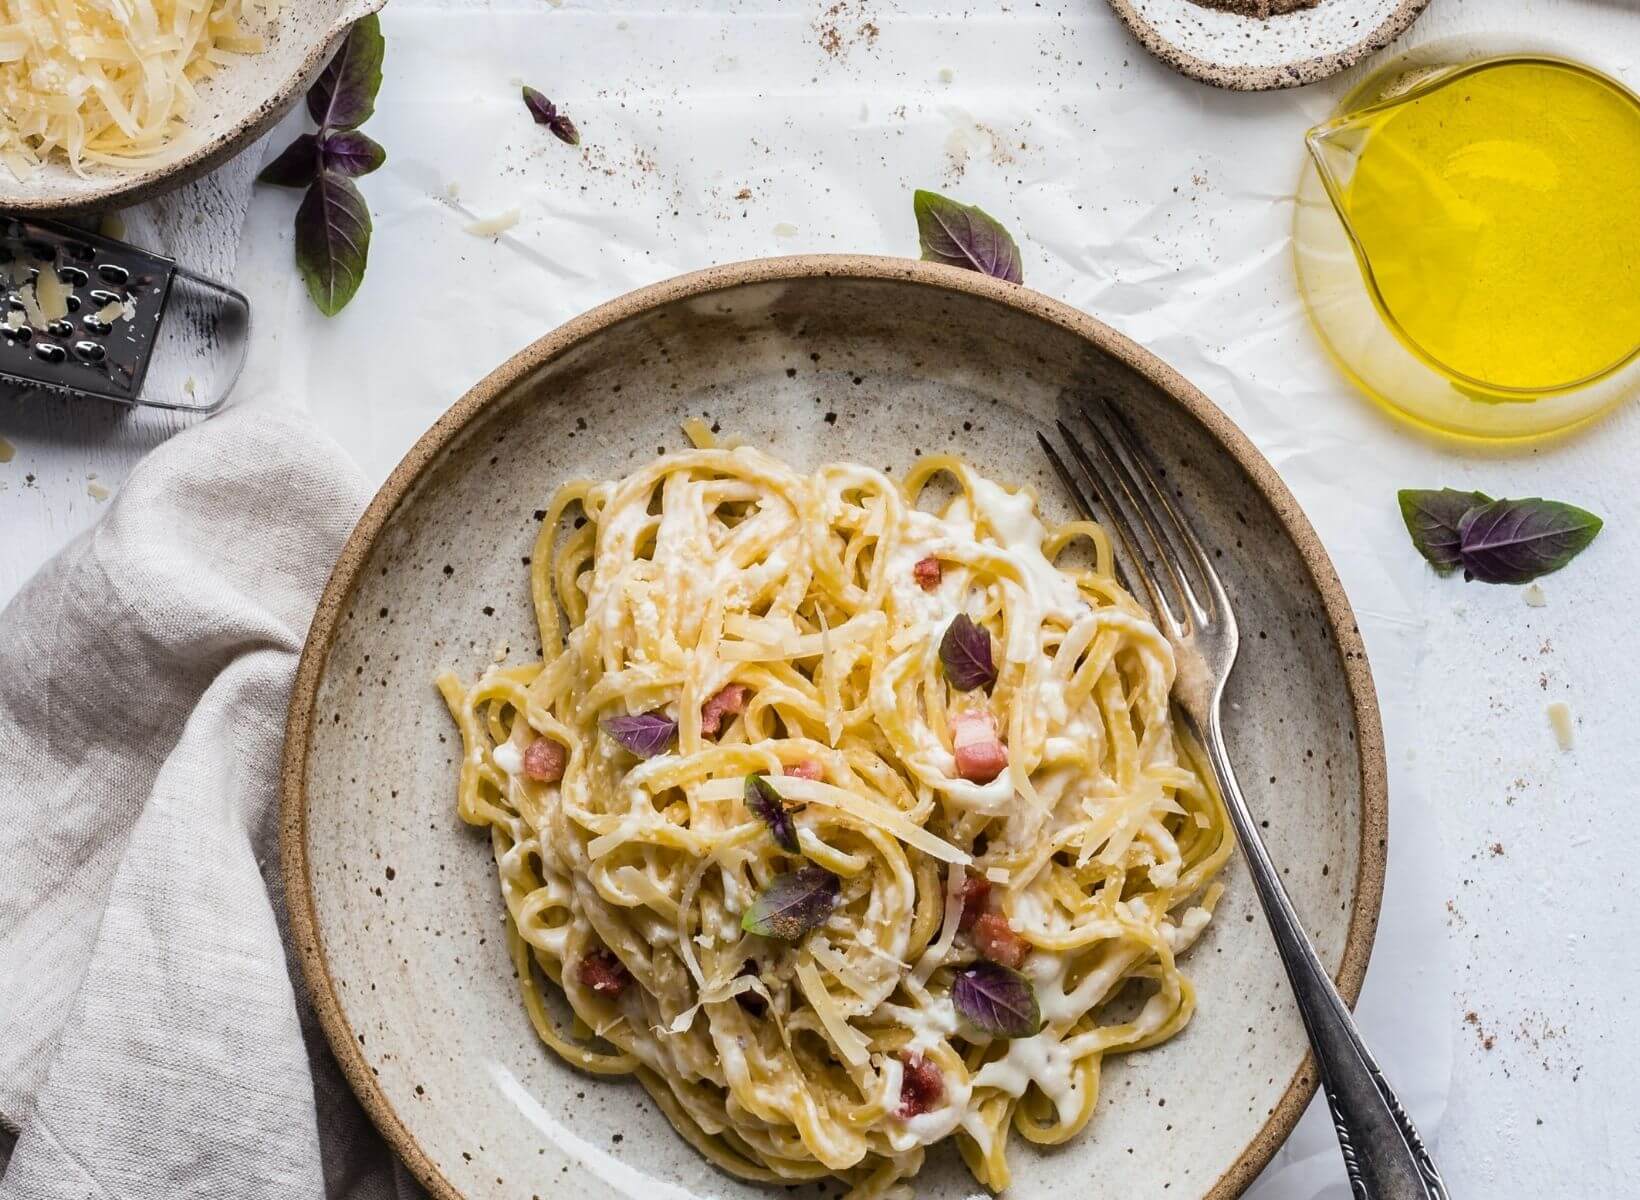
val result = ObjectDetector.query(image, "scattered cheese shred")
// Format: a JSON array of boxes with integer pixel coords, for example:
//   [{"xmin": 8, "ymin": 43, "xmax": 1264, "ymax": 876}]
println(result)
[
  {"xmin": 34, "ymin": 269, "xmax": 69, "ymax": 321},
  {"xmin": 682, "ymin": 417, "xmax": 716, "ymax": 449},
  {"xmin": 1547, "ymin": 702, "xmax": 1574, "ymax": 751},
  {"xmin": 794, "ymin": 958, "xmax": 871, "ymax": 1068},
  {"xmin": 0, "ymin": 0, "xmax": 282, "ymax": 180},
  {"xmin": 759, "ymin": 776, "xmax": 970, "ymax": 866},
  {"xmin": 464, "ymin": 208, "xmax": 522, "ymax": 237},
  {"xmin": 16, "ymin": 282, "xmax": 46, "ymax": 328},
  {"xmin": 1523, "ymin": 583, "xmax": 1547, "ymax": 608}
]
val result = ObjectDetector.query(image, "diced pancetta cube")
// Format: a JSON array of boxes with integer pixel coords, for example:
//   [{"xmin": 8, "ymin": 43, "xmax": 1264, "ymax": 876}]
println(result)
[
  {"xmin": 956, "ymin": 870, "xmax": 991, "ymax": 933},
  {"xmin": 700, "ymin": 684, "xmax": 751, "ymax": 737},
  {"xmin": 783, "ymin": 759, "xmax": 823, "ymax": 781},
  {"xmin": 522, "ymin": 737, "xmax": 567, "ymax": 783},
  {"xmin": 971, "ymin": 912, "xmax": 1029, "ymax": 969},
  {"xmin": 576, "ymin": 948, "xmax": 632, "ymax": 998},
  {"xmin": 951, "ymin": 709, "xmax": 1007, "ymax": 784},
  {"xmin": 897, "ymin": 1053, "xmax": 945, "ymax": 1118}
]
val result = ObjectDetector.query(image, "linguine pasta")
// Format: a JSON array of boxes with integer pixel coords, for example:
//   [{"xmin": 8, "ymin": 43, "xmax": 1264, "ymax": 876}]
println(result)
[{"xmin": 437, "ymin": 427, "xmax": 1231, "ymax": 1196}]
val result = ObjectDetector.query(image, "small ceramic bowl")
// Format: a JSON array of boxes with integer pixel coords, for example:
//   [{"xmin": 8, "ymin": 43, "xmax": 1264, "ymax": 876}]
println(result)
[
  {"xmin": 282, "ymin": 256, "xmax": 1388, "ymax": 1200},
  {"xmin": 1108, "ymin": 0, "xmax": 1431, "ymax": 91},
  {"xmin": 0, "ymin": 0, "xmax": 384, "ymax": 215}
]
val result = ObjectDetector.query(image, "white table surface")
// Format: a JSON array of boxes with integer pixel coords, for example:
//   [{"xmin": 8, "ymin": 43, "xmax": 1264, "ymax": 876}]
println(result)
[{"xmin": 3, "ymin": 2, "xmax": 1637, "ymax": 1197}]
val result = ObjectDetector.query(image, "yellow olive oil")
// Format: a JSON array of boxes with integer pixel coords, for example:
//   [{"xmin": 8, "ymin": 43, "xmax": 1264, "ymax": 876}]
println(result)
[{"xmin": 1336, "ymin": 58, "xmax": 1640, "ymax": 394}]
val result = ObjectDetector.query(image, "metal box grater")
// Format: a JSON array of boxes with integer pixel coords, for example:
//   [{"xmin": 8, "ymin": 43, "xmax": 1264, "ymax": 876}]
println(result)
[{"xmin": 0, "ymin": 215, "xmax": 250, "ymax": 413}]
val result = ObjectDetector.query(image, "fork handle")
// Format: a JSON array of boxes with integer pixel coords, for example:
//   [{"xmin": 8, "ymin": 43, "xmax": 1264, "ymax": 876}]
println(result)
[{"xmin": 1204, "ymin": 708, "xmax": 1447, "ymax": 1200}]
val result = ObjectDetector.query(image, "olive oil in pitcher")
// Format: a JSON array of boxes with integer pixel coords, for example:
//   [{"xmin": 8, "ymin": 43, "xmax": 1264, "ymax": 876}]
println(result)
[{"xmin": 1295, "ymin": 55, "xmax": 1640, "ymax": 441}]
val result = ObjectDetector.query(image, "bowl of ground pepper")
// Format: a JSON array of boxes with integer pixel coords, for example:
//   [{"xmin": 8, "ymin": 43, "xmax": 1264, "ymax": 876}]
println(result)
[{"xmin": 1106, "ymin": 0, "xmax": 1430, "ymax": 91}]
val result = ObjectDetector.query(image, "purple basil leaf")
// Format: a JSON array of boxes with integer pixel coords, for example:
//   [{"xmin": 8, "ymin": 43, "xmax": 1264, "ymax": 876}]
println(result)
[
  {"xmin": 939, "ymin": 613, "xmax": 996, "ymax": 691},
  {"xmin": 320, "ymin": 129, "xmax": 386, "ymax": 178},
  {"xmin": 549, "ymin": 112, "xmax": 580, "ymax": 147},
  {"xmin": 741, "ymin": 867, "xmax": 839, "ymax": 940},
  {"xmin": 913, "ymin": 189, "xmax": 1023, "ymax": 283},
  {"xmin": 952, "ymin": 961, "xmax": 1040, "ymax": 1039},
  {"xmin": 258, "ymin": 133, "xmax": 321, "ymax": 188},
  {"xmin": 1457, "ymin": 498, "xmax": 1603, "ymax": 584},
  {"xmin": 522, "ymin": 86, "xmax": 556, "ymax": 123},
  {"xmin": 600, "ymin": 711, "xmax": 677, "ymax": 758},
  {"xmin": 1397, "ymin": 488, "xmax": 1491, "ymax": 575},
  {"xmin": 746, "ymin": 774, "xmax": 800, "ymax": 854},
  {"xmin": 295, "ymin": 172, "xmax": 371, "ymax": 317},
  {"xmin": 522, "ymin": 86, "xmax": 580, "ymax": 146},
  {"xmin": 308, "ymin": 13, "xmax": 384, "ymax": 131}
]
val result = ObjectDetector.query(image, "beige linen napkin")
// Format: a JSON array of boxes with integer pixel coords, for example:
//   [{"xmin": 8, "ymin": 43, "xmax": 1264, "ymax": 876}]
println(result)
[{"xmin": 0, "ymin": 411, "xmax": 421, "ymax": 1200}]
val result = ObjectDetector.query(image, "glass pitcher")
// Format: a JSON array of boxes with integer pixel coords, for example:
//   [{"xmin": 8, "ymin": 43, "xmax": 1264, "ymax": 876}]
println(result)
[{"xmin": 1293, "ymin": 51, "xmax": 1640, "ymax": 443}]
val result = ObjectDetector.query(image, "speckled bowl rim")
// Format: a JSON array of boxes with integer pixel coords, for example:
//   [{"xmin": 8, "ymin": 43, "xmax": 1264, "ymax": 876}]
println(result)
[
  {"xmin": 0, "ymin": 0, "xmax": 385, "ymax": 216},
  {"xmin": 280, "ymin": 253, "xmax": 1389, "ymax": 1200},
  {"xmin": 1106, "ymin": 0, "xmax": 1431, "ymax": 91}
]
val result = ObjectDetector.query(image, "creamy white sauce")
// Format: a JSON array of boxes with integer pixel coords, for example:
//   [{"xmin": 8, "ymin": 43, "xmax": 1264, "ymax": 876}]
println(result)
[{"xmin": 493, "ymin": 741, "xmax": 524, "ymax": 776}]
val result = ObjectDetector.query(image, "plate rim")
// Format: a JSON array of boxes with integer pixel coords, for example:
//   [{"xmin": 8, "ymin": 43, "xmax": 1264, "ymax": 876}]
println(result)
[
  {"xmin": 1104, "ymin": 0, "xmax": 1431, "ymax": 92},
  {"xmin": 279, "ymin": 253, "xmax": 1389, "ymax": 1200}
]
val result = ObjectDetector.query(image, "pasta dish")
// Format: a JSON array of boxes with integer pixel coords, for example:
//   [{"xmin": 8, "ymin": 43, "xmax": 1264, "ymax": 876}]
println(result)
[{"xmin": 437, "ymin": 426, "xmax": 1231, "ymax": 1196}]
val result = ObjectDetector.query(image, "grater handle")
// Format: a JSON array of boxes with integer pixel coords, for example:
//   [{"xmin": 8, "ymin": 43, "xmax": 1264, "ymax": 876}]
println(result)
[{"xmin": 140, "ymin": 267, "xmax": 250, "ymax": 414}]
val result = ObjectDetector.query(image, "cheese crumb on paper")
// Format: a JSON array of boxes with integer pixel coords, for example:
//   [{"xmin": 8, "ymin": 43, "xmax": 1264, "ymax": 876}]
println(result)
[
  {"xmin": 465, "ymin": 208, "xmax": 522, "ymax": 237},
  {"xmin": 1546, "ymin": 702, "xmax": 1574, "ymax": 751}
]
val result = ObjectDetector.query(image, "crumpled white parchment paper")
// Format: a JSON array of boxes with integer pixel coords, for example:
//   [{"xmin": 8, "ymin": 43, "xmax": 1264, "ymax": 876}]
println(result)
[{"xmin": 231, "ymin": 2, "xmax": 1477, "ymax": 1194}]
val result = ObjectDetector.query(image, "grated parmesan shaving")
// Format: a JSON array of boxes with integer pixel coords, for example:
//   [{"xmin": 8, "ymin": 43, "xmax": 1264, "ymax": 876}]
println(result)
[
  {"xmin": 1547, "ymin": 702, "xmax": 1574, "ymax": 751},
  {"xmin": 34, "ymin": 269, "xmax": 69, "ymax": 321},
  {"xmin": 0, "ymin": 0, "xmax": 282, "ymax": 181},
  {"xmin": 464, "ymin": 208, "xmax": 522, "ymax": 237},
  {"xmin": 794, "ymin": 958, "xmax": 871, "ymax": 1067}
]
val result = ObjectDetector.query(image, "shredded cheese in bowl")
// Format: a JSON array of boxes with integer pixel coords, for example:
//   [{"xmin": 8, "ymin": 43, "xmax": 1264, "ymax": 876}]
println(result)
[{"xmin": 0, "ymin": 0, "xmax": 282, "ymax": 181}]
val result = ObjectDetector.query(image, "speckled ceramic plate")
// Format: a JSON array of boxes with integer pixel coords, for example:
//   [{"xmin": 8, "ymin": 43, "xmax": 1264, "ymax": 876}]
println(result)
[
  {"xmin": 1108, "ymin": 0, "xmax": 1430, "ymax": 91},
  {"xmin": 282, "ymin": 256, "xmax": 1386, "ymax": 1200},
  {"xmin": 0, "ymin": 0, "xmax": 384, "ymax": 215}
]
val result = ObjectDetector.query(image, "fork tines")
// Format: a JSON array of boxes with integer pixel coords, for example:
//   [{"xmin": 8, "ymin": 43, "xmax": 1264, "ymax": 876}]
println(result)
[{"xmin": 1037, "ymin": 401, "xmax": 1228, "ymax": 641}]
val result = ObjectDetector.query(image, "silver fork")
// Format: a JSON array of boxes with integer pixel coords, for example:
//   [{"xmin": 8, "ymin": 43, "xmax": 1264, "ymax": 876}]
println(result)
[{"xmin": 1040, "ymin": 403, "xmax": 1447, "ymax": 1200}]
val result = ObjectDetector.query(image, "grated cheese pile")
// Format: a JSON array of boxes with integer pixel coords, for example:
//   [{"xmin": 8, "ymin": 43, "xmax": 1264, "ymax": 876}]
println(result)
[{"xmin": 0, "ymin": 0, "xmax": 281, "ymax": 181}]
